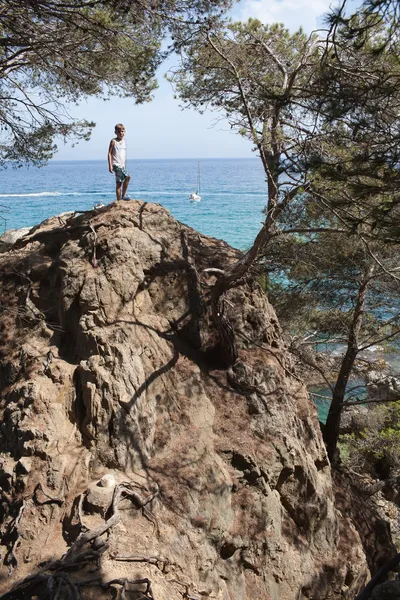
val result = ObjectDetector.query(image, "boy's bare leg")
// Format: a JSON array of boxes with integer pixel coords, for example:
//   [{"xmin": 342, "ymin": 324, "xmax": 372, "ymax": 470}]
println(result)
[
  {"xmin": 116, "ymin": 181, "xmax": 122, "ymax": 200},
  {"xmin": 122, "ymin": 176, "xmax": 131, "ymax": 199}
]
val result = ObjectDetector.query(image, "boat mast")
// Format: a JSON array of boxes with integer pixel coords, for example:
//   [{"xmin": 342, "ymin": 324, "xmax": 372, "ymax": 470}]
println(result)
[{"xmin": 197, "ymin": 161, "xmax": 201, "ymax": 195}]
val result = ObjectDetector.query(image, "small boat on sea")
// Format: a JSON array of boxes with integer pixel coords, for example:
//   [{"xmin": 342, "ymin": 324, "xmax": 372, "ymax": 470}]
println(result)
[{"xmin": 189, "ymin": 161, "xmax": 201, "ymax": 202}]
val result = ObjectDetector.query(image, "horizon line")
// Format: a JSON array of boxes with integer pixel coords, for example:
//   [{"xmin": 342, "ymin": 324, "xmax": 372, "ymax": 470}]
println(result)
[{"xmin": 50, "ymin": 156, "xmax": 258, "ymax": 162}]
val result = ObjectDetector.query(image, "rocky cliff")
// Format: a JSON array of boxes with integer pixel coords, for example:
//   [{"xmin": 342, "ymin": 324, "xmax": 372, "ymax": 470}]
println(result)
[{"xmin": 0, "ymin": 201, "xmax": 389, "ymax": 599}]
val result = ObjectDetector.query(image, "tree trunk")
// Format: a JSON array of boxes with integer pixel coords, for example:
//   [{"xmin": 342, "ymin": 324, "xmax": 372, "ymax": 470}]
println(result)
[
  {"xmin": 209, "ymin": 173, "xmax": 309, "ymax": 366},
  {"xmin": 209, "ymin": 147, "xmax": 283, "ymax": 366},
  {"xmin": 324, "ymin": 346, "xmax": 358, "ymax": 462},
  {"xmin": 323, "ymin": 264, "xmax": 374, "ymax": 462},
  {"xmin": 210, "ymin": 221, "xmax": 276, "ymax": 366}
]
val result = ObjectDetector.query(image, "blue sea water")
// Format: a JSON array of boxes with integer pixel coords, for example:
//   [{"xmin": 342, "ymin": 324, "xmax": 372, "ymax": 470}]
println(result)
[
  {"xmin": 0, "ymin": 158, "xmax": 268, "ymax": 250},
  {"xmin": 311, "ymin": 378, "xmax": 367, "ymax": 424}
]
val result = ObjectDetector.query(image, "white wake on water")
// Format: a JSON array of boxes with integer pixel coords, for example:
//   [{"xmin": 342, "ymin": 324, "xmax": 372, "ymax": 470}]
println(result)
[
  {"xmin": 0, "ymin": 191, "xmax": 62, "ymax": 198},
  {"xmin": 0, "ymin": 191, "xmax": 111, "ymax": 198}
]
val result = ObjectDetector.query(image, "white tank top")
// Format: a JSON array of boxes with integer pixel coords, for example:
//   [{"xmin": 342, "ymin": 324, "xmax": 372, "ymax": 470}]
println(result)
[{"xmin": 111, "ymin": 138, "xmax": 126, "ymax": 168}]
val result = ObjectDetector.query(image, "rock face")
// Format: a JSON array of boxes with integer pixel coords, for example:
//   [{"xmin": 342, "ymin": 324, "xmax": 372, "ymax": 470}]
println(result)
[
  {"xmin": 0, "ymin": 226, "xmax": 32, "ymax": 253},
  {"xmin": 367, "ymin": 370, "xmax": 400, "ymax": 402},
  {"xmin": 0, "ymin": 202, "xmax": 384, "ymax": 599},
  {"xmin": 0, "ymin": 226, "xmax": 32, "ymax": 245}
]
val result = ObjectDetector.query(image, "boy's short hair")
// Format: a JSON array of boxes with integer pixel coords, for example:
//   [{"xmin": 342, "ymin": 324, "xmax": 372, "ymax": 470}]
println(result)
[{"xmin": 115, "ymin": 123, "xmax": 125, "ymax": 131}]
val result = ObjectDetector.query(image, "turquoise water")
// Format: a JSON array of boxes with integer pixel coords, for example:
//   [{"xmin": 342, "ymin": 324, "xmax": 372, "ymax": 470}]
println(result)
[
  {"xmin": 0, "ymin": 158, "xmax": 267, "ymax": 250},
  {"xmin": 310, "ymin": 378, "xmax": 367, "ymax": 423}
]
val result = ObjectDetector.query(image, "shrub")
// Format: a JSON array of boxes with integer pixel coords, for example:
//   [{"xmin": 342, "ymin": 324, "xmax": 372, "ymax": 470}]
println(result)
[{"xmin": 341, "ymin": 401, "xmax": 400, "ymax": 479}]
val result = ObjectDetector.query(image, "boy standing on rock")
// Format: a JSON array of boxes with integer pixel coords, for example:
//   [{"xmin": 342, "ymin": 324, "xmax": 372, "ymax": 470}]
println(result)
[{"xmin": 108, "ymin": 123, "xmax": 131, "ymax": 201}]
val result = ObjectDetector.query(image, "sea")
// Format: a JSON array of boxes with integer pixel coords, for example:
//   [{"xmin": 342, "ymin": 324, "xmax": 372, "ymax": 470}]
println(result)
[{"xmin": 0, "ymin": 158, "xmax": 268, "ymax": 251}]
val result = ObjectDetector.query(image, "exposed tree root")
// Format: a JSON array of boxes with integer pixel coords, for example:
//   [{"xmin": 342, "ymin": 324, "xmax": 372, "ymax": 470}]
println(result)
[
  {"xmin": 110, "ymin": 554, "xmax": 169, "ymax": 573},
  {"xmin": 103, "ymin": 577, "xmax": 154, "ymax": 600},
  {"xmin": 0, "ymin": 483, "xmax": 159, "ymax": 600},
  {"xmin": 65, "ymin": 482, "xmax": 158, "ymax": 560},
  {"xmin": 168, "ymin": 578, "xmax": 201, "ymax": 600},
  {"xmin": 4, "ymin": 500, "xmax": 26, "ymax": 573},
  {"xmin": 33, "ymin": 482, "xmax": 64, "ymax": 507}
]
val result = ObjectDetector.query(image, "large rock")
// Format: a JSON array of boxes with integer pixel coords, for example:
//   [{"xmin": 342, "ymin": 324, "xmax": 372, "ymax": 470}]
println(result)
[
  {"xmin": 367, "ymin": 370, "xmax": 400, "ymax": 402},
  {"xmin": 0, "ymin": 201, "xmax": 387, "ymax": 599},
  {"xmin": 0, "ymin": 226, "xmax": 32, "ymax": 253},
  {"xmin": 0, "ymin": 226, "xmax": 32, "ymax": 245}
]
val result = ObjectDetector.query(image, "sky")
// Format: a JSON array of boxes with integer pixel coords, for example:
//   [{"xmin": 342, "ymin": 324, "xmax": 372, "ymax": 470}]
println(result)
[{"xmin": 55, "ymin": 0, "xmax": 346, "ymax": 161}]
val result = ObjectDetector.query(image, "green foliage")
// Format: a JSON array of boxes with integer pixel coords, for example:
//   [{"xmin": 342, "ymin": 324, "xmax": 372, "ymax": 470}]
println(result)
[
  {"xmin": 265, "ymin": 194, "xmax": 400, "ymax": 351},
  {"xmin": 341, "ymin": 401, "xmax": 400, "ymax": 477},
  {"xmin": 0, "ymin": 0, "xmax": 230, "ymax": 166},
  {"xmin": 170, "ymin": 19, "xmax": 320, "ymax": 169},
  {"xmin": 326, "ymin": 1, "xmax": 400, "ymax": 53},
  {"xmin": 313, "ymin": 2, "xmax": 400, "ymax": 239}
]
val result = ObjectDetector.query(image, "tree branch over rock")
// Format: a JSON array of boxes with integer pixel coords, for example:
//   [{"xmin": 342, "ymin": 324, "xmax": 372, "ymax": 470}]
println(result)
[
  {"xmin": 171, "ymin": 21, "xmax": 321, "ymax": 365},
  {"xmin": 172, "ymin": 13, "xmax": 400, "ymax": 466}
]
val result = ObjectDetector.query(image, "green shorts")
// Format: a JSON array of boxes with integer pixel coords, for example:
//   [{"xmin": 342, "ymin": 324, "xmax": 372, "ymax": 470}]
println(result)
[{"xmin": 113, "ymin": 165, "xmax": 130, "ymax": 183}]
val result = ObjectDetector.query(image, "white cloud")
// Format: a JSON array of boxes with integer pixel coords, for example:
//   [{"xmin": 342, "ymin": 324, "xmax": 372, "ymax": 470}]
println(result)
[{"xmin": 235, "ymin": 0, "xmax": 337, "ymax": 33}]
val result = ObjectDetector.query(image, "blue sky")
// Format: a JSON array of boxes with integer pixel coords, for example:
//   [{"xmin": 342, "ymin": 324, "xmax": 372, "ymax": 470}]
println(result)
[{"xmin": 56, "ymin": 0, "xmax": 350, "ymax": 161}]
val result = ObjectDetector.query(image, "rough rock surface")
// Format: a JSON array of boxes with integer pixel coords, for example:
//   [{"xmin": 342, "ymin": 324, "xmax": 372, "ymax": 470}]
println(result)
[
  {"xmin": 0, "ymin": 227, "xmax": 32, "ymax": 245},
  {"xmin": 0, "ymin": 201, "xmax": 389, "ymax": 599},
  {"xmin": 0, "ymin": 226, "xmax": 32, "ymax": 253},
  {"xmin": 367, "ymin": 370, "xmax": 400, "ymax": 402}
]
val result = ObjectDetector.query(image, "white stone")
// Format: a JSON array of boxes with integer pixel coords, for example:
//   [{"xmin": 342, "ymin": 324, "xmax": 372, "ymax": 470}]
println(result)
[
  {"xmin": 99, "ymin": 473, "xmax": 116, "ymax": 488},
  {"xmin": 0, "ymin": 227, "xmax": 31, "ymax": 245}
]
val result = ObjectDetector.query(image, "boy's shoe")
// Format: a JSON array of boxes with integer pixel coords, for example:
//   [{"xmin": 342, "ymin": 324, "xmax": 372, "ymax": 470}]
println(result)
[{"xmin": 122, "ymin": 196, "xmax": 131, "ymax": 201}]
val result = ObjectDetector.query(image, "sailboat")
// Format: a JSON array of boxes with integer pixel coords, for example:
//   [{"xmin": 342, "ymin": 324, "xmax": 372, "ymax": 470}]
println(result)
[{"xmin": 189, "ymin": 161, "xmax": 201, "ymax": 201}]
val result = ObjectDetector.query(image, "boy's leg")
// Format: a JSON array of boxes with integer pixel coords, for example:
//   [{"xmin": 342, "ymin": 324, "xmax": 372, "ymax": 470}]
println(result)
[
  {"xmin": 121, "ymin": 175, "xmax": 131, "ymax": 199},
  {"xmin": 116, "ymin": 181, "xmax": 122, "ymax": 200}
]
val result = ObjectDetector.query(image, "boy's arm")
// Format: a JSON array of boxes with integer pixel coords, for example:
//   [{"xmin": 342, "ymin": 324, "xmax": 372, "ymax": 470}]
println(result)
[{"xmin": 108, "ymin": 140, "xmax": 114, "ymax": 173}]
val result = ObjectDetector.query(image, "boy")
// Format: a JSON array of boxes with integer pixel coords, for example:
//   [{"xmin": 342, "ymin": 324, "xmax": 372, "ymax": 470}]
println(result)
[{"xmin": 108, "ymin": 123, "xmax": 131, "ymax": 200}]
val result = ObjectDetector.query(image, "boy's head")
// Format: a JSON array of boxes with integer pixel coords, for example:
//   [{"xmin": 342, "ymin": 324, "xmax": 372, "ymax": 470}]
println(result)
[{"xmin": 115, "ymin": 123, "xmax": 125, "ymax": 139}]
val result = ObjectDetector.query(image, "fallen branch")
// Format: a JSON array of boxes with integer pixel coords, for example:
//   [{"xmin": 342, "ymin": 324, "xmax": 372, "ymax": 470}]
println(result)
[{"xmin": 202, "ymin": 267, "xmax": 225, "ymax": 276}]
